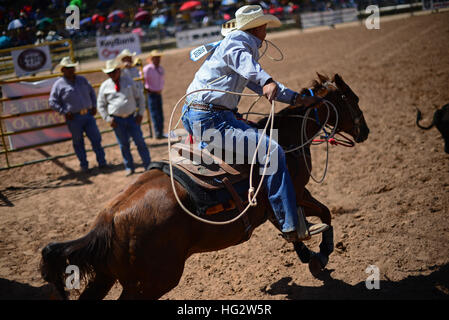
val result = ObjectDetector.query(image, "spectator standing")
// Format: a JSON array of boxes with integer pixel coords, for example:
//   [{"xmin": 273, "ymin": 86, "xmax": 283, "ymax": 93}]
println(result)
[
  {"xmin": 35, "ymin": 30, "xmax": 45, "ymax": 44},
  {"xmin": 49, "ymin": 57, "xmax": 108, "ymax": 173},
  {"xmin": 97, "ymin": 59, "xmax": 151, "ymax": 176},
  {"xmin": 142, "ymin": 49, "xmax": 166, "ymax": 139},
  {"xmin": 116, "ymin": 49, "xmax": 143, "ymax": 91},
  {"xmin": 0, "ymin": 32, "xmax": 11, "ymax": 49}
]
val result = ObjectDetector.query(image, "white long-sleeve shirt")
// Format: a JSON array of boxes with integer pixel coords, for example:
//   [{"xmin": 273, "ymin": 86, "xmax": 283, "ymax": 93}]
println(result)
[
  {"xmin": 186, "ymin": 30, "xmax": 297, "ymax": 110},
  {"xmin": 97, "ymin": 74, "xmax": 145, "ymax": 122},
  {"xmin": 122, "ymin": 66, "xmax": 143, "ymax": 91}
]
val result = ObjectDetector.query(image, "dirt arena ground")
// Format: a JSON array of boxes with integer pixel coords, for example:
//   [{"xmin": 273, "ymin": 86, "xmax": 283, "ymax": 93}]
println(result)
[{"xmin": 1, "ymin": 11, "xmax": 449, "ymax": 301}]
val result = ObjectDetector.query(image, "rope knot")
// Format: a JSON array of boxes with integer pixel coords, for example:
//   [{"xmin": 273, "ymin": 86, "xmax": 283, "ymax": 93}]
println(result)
[{"xmin": 248, "ymin": 187, "xmax": 257, "ymax": 207}]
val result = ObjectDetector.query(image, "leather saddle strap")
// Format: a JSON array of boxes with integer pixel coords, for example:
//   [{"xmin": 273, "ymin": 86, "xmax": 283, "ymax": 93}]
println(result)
[{"xmin": 222, "ymin": 177, "xmax": 252, "ymax": 238}]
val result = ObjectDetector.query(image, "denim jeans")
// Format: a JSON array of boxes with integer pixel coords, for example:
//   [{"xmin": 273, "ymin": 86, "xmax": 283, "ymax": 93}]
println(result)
[
  {"xmin": 112, "ymin": 115, "xmax": 151, "ymax": 171},
  {"xmin": 148, "ymin": 93, "xmax": 164, "ymax": 137},
  {"xmin": 181, "ymin": 104, "xmax": 298, "ymax": 233},
  {"xmin": 66, "ymin": 113, "xmax": 106, "ymax": 169}
]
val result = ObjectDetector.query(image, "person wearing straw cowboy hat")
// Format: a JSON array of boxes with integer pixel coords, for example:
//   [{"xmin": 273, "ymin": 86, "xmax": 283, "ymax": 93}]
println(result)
[
  {"xmin": 115, "ymin": 48, "xmax": 143, "ymax": 91},
  {"xmin": 49, "ymin": 56, "xmax": 108, "ymax": 173},
  {"xmin": 142, "ymin": 49, "xmax": 166, "ymax": 139},
  {"xmin": 181, "ymin": 5, "xmax": 327, "ymax": 243},
  {"xmin": 97, "ymin": 59, "xmax": 151, "ymax": 176}
]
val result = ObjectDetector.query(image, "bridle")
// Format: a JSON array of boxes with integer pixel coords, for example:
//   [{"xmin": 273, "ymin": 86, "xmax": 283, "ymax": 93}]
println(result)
[
  {"xmin": 311, "ymin": 81, "xmax": 364, "ymax": 145},
  {"xmin": 280, "ymin": 81, "xmax": 363, "ymax": 183},
  {"xmin": 326, "ymin": 81, "xmax": 365, "ymax": 141}
]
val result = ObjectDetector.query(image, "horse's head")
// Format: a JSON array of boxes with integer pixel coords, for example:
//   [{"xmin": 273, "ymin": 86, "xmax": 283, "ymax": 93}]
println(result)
[{"xmin": 306, "ymin": 73, "xmax": 370, "ymax": 143}]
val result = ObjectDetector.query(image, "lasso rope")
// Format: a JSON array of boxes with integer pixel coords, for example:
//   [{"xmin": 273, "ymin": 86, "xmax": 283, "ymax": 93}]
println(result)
[
  {"xmin": 167, "ymin": 88, "xmax": 276, "ymax": 225},
  {"xmin": 166, "ymin": 40, "xmax": 339, "ymax": 224},
  {"xmin": 242, "ymin": 99, "xmax": 340, "ymax": 184},
  {"xmin": 300, "ymin": 101, "xmax": 338, "ymax": 183}
]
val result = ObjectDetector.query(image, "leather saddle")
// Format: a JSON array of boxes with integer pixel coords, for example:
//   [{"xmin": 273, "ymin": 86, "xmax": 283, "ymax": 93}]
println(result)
[{"xmin": 167, "ymin": 141, "xmax": 260, "ymax": 215}]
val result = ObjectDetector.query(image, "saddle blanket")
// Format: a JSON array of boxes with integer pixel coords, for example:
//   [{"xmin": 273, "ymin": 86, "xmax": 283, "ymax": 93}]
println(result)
[{"xmin": 147, "ymin": 161, "xmax": 250, "ymax": 217}]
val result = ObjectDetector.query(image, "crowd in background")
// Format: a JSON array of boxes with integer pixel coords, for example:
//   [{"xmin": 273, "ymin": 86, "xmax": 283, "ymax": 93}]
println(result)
[{"xmin": 0, "ymin": 0, "xmax": 422, "ymax": 50}]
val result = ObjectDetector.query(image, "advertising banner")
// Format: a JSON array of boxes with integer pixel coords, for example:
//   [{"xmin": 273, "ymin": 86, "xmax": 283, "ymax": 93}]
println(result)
[
  {"xmin": 1, "ymin": 78, "xmax": 71, "ymax": 150},
  {"xmin": 175, "ymin": 26, "xmax": 221, "ymax": 49},
  {"xmin": 11, "ymin": 46, "xmax": 52, "ymax": 77},
  {"xmin": 96, "ymin": 33, "xmax": 141, "ymax": 61}
]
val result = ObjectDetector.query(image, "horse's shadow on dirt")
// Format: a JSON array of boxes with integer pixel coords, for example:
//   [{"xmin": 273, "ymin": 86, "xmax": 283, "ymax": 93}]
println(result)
[
  {"xmin": 3, "ymin": 265, "xmax": 449, "ymax": 300},
  {"xmin": 265, "ymin": 263, "xmax": 449, "ymax": 299},
  {"xmin": 0, "ymin": 278, "xmax": 54, "ymax": 300},
  {"xmin": 0, "ymin": 163, "xmax": 129, "ymax": 205}
]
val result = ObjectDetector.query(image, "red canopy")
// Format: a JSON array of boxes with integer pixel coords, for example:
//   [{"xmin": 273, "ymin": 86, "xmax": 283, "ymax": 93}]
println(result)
[
  {"xmin": 134, "ymin": 10, "xmax": 150, "ymax": 21},
  {"xmin": 92, "ymin": 14, "xmax": 106, "ymax": 24},
  {"xmin": 108, "ymin": 9, "xmax": 125, "ymax": 23},
  {"xmin": 179, "ymin": 1, "xmax": 201, "ymax": 12}
]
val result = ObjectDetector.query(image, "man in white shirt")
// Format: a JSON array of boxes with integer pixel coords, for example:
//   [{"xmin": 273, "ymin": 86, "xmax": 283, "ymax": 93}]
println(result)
[
  {"xmin": 97, "ymin": 59, "xmax": 151, "ymax": 176},
  {"xmin": 182, "ymin": 5, "xmax": 327, "ymax": 242},
  {"xmin": 116, "ymin": 48, "xmax": 143, "ymax": 92}
]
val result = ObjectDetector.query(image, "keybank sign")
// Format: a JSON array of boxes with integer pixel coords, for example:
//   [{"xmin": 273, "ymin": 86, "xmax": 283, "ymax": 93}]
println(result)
[
  {"xmin": 96, "ymin": 34, "xmax": 141, "ymax": 61},
  {"xmin": 98, "ymin": 37, "xmax": 136, "ymax": 47}
]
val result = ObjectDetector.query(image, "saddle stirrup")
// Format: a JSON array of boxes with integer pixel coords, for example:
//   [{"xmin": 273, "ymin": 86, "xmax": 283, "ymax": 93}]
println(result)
[
  {"xmin": 297, "ymin": 206, "xmax": 329, "ymax": 241},
  {"xmin": 297, "ymin": 206, "xmax": 311, "ymax": 240}
]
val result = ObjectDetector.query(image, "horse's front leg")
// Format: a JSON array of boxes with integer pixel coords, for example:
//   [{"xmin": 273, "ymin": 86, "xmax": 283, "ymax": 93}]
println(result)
[
  {"xmin": 300, "ymin": 189, "xmax": 334, "ymax": 276},
  {"xmin": 267, "ymin": 214, "xmax": 314, "ymax": 266}
]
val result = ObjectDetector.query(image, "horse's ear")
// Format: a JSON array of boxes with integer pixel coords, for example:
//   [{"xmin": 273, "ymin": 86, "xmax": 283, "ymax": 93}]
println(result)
[
  {"xmin": 333, "ymin": 73, "xmax": 342, "ymax": 83},
  {"xmin": 316, "ymin": 72, "xmax": 328, "ymax": 84},
  {"xmin": 333, "ymin": 73, "xmax": 346, "ymax": 88}
]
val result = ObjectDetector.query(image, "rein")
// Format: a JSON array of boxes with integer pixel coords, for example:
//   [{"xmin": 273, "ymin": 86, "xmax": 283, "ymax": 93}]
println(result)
[
  {"xmin": 313, "ymin": 129, "xmax": 355, "ymax": 147},
  {"xmin": 304, "ymin": 86, "xmax": 355, "ymax": 148},
  {"xmin": 245, "ymin": 82, "xmax": 357, "ymax": 183}
]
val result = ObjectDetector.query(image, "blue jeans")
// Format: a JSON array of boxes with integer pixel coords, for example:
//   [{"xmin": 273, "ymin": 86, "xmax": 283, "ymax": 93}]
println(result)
[
  {"xmin": 66, "ymin": 113, "xmax": 106, "ymax": 169},
  {"xmin": 148, "ymin": 93, "xmax": 164, "ymax": 137},
  {"xmin": 181, "ymin": 104, "xmax": 298, "ymax": 233},
  {"xmin": 112, "ymin": 115, "xmax": 151, "ymax": 171}
]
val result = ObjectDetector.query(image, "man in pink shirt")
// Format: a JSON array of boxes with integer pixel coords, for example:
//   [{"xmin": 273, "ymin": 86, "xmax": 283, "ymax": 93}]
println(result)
[{"xmin": 142, "ymin": 49, "xmax": 166, "ymax": 139}]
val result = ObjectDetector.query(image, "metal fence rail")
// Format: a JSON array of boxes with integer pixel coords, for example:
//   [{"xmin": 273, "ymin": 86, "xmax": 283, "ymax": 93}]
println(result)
[
  {"xmin": 0, "ymin": 66, "xmax": 154, "ymax": 171},
  {"xmin": 0, "ymin": 39, "xmax": 75, "ymax": 77}
]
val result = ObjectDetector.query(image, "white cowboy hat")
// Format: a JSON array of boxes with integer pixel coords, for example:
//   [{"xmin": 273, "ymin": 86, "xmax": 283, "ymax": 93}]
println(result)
[
  {"xmin": 149, "ymin": 49, "xmax": 163, "ymax": 57},
  {"xmin": 221, "ymin": 5, "xmax": 281, "ymax": 37},
  {"xmin": 58, "ymin": 56, "xmax": 79, "ymax": 70},
  {"xmin": 102, "ymin": 59, "xmax": 121, "ymax": 74},
  {"xmin": 221, "ymin": 19, "xmax": 236, "ymax": 37},
  {"xmin": 116, "ymin": 48, "xmax": 137, "ymax": 61}
]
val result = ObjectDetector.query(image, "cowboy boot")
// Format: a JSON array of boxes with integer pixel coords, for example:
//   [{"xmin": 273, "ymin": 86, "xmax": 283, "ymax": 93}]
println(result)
[{"xmin": 297, "ymin": 206, "xmax": 329, "ymax": 241}]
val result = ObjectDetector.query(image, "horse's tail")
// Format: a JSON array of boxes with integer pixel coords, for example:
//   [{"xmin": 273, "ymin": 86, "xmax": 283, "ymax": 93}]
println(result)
[
  {"xmin": 416, "ymin": 108, "xmax": 434, "ymax": 130},
  {"xmin": 40, "ymin": 210, "xmax": 114, "ymax": 299}
]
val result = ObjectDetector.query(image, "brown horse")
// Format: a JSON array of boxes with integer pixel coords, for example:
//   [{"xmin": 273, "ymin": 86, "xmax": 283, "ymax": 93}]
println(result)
[{"xmin": 40, "ymin": 73, "xmax": 369, "ymax": 299}]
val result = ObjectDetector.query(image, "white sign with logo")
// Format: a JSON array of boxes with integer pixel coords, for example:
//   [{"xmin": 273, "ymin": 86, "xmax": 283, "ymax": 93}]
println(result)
[
  {"xmin": 96, "ymin": 33, "xmax": 141, "ymax": 61},
  {"xmin": 176, "ymin": 26, "xmax": 221, "ymax": 49},
  {"xmin": 1, "ymin": 78, "xmax": 71, "ymax": 150},
  {"xmin": 11, "ymin": 46, "xmax": 52, "ymax": 77}
]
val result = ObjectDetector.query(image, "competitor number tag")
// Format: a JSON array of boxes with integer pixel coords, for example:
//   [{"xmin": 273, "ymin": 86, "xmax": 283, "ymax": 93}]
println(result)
[{"xmin": 190, "ymin": 40, "xmax": 222, "ymax": 62}]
